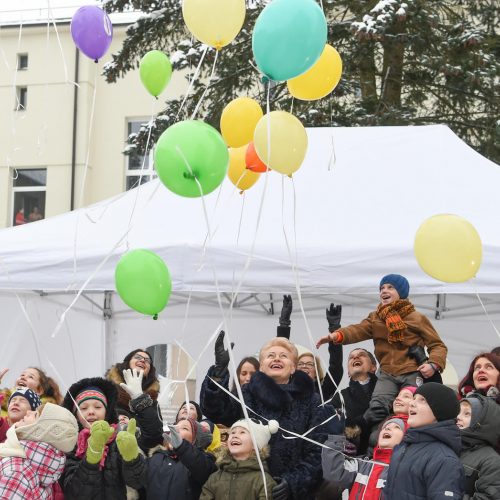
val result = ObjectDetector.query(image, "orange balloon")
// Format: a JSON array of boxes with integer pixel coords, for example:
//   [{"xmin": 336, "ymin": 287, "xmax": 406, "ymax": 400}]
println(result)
[{"xmin": 245, "ymin": 142, "xmax": 269, "ymax": 173}]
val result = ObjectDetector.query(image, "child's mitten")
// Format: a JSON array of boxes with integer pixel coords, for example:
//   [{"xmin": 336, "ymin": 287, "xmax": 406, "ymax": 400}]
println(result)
[
  {"xmin": 116, "ymin": 418, "xmax": 139, "ymax": 462},
  {"xmin": 86, "ymin": 420, "xmax": 115, "ymax": 464}
]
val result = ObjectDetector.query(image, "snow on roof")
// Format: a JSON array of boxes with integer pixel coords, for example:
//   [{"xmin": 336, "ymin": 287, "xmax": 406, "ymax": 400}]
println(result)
[{"xmin": 0, "ymin": 0, "xmax": 140, "ymax": 27}]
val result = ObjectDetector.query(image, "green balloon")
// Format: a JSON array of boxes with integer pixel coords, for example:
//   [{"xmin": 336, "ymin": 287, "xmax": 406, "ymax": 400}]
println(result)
[
  {"xmin": 154, "ymin": 120, "xmax": 229, "ymax": 197},
  {"xmin": 139, "ymin": 50, "xmax": 172, "ymax": 97},
  {"xmin": 115, "ymin": 249, "xmax": 172, "ymax": 318}
]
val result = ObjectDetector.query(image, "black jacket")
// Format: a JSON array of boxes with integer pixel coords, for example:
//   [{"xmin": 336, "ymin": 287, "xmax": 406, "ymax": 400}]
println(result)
[
  {"xmin": 200, "ymin": 368, "xmax": 327, "ymax": 499},
  {"xmin": 141, "ymin": 440, "xmax": 217, "ymax": 499},
  {"xmin": 385, "ymin": 420, "xmax": 465, "ymax": 500},
  {"xmin": 60, "ymin": 441, "xmax": 144, "ymax": 500},
  {"xmin": 460, "ymin": 394, "xmax": 500, "ymax": 500}
]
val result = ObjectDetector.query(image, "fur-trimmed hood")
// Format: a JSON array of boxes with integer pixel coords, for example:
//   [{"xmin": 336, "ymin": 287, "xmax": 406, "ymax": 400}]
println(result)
[{"xmin": 62, "ymin": 377, "xmax": 118, "ymax": 427}]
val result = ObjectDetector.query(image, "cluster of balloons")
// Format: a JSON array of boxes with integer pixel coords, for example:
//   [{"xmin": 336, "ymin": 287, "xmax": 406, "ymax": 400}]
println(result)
[
  {"xmin": 414, "ymin": 214, "xmax": 482, "ymax": 283},
  {"xmin": 115, "ymin": 249, "xmax": 172, "ymax": 319}
]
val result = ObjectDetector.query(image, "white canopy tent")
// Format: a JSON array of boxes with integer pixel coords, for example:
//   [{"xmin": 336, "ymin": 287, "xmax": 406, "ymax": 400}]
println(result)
[{"xmin": 1, "ymin": 125, "xmax": 499, "ymax": 395}]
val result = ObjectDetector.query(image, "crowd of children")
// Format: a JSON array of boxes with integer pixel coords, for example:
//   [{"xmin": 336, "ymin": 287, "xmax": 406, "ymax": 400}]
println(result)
[{"xmin": 0, "ymin": 274, "xmax": 498, "ymax": 499}]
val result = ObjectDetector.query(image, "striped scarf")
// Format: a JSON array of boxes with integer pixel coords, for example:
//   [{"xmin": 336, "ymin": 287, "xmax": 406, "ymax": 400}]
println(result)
[{"xmin": 376, "ymin": 299, "xmax": 415, "ymax": 344}]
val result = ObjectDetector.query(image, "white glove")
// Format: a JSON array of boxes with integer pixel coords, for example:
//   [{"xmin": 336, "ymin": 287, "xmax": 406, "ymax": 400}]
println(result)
[{"xmin": 120, "ymin": 369, "xmax": 144, "ymax": 400}]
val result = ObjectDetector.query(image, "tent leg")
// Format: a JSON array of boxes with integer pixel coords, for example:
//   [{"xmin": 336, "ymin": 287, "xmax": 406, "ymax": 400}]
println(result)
[{"xmin": 435, "ymin": 293, "xmax": 447, "ymax": 320}]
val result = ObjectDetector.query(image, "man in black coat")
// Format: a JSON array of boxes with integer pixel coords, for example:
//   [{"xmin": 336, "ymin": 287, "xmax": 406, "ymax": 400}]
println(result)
[{"xmin": 331, "ymin": 347, "xmax": 378, "ymax": 454}]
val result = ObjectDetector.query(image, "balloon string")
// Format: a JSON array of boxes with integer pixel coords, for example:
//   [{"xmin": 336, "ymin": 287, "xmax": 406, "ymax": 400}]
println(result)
[
  {"xmin": 126, "ymin": 99, "xmax": 157, "ymax": 247},
  {"xmin": 191, "ymin": 48, "xmax": 219, "ymax": 120},
  {"xmin": 51, "ymin": 181, "xmax": 162, "ymax": 339},
  {"xmin": 475, "ymin": 291, "xmax": 500, "ymax": 339},
  {"xmin": 328, "ymin": 95, "xmax": 337, "ymax": 171},
  {"xmin": 176, "ymin": 45, "xmax": 208, "ymax": 121}
]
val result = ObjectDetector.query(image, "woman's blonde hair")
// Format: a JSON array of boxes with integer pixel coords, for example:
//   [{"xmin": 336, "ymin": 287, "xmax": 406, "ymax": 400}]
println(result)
[{"xmin": 259, "ymin": 338, "xmax": 298, "ymax": 365}]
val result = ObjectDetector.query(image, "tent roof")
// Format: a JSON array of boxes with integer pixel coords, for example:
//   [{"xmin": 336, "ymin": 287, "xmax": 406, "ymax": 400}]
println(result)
[{"xmin": 1, "ymin": 125, "xmax": 499, "ymax": 295}]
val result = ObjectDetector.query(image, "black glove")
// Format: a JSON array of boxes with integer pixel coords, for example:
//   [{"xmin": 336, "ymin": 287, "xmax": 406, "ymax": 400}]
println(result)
[
  {"xmin": 213, "ymin": 331, "xmax": 233, "ymax": 378},
  {"xmin": 408, "ymin": 345, "xmax": 428, "ymax": 365},
  {"xmin": 279, "ymin": 295, "xmax": 293, "ymax": 327},
  {"xmin": 272, "ymin": 478, "xmax": 290, "ymax": 500},
  {"xmin": 326, "ymin": 303, "xmax": 342, "ymax": 333}
]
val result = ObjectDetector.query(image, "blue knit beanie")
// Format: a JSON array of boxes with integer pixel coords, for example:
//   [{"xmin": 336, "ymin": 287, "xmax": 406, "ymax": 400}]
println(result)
[
  {"xmin": 380, "ymin": 274, "xmax": 410, "ymax": 299},
  {"xmin": 9, "ymin": 387, "xmax": 42, "ymax": 411}
]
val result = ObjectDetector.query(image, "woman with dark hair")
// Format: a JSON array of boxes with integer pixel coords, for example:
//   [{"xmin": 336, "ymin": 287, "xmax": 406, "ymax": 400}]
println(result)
[
  {"xmin": 458, "ymin": 352, "xmax": 500, "ymax": 404},
  {"xmin": 106, "ymin": 349, "xmax": 160, "ymax": 410},
  {"xmin": 231, "ymin": 356, "xmax": 260, "ymax": 392}
]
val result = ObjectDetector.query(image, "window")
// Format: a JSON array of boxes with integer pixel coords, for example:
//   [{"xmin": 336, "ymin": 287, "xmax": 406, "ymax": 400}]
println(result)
[
  {"xmin": 125, "ymin": 120, "xmax": 156, "ymax": 190},
  {"xmin": 12, "ymin": 168, "xmax": 46, "ymax": 226},
  {"xmin": 16, "ymin": 87, "xmax": 27, "ymax": 110},
  {"xmin": 17, "ymin": 53, "xmax": 28, "ymax": 70}
]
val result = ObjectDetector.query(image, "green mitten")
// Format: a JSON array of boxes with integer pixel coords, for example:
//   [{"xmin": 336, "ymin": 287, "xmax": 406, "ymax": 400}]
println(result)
[
  {"xmin": 116, "ymin": 418, "xmax": 139, "ymax": 462},
  {"xmin": 86, "ymin": 421, "xmax": 115, "ymax": 464}
]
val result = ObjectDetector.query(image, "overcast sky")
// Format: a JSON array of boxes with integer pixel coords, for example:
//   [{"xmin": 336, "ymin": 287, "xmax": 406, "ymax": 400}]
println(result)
[{"xmin": 0, "ymin": 0, "xmax": 101, "ymax": 24}]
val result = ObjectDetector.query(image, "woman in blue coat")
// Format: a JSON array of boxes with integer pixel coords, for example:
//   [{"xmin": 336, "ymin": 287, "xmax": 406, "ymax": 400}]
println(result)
[
  {"xmin": 385, "ymin": 382, "xmax": 464, "ymax": 500},
  {"xmin": 200, "ymin": 337, "xmax": 328, "ymax": 500}
]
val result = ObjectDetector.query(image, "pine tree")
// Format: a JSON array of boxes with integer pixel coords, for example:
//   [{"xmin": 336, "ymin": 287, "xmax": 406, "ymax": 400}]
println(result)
[{"xmin": 103, "ymin": 0, "xmax": 499, "ymax": 163}]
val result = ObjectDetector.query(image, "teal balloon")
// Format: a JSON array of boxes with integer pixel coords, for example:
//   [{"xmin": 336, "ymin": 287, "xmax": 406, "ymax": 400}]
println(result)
[
  {"xmin": 154, "ymin": 120, "xmax": 229, "ymax": 197},
  {"xmin": 252, "ymin": 0, "xmax": 327, "ymax": 81},
  {"xmin": 115, "ymin": 249, "xmax": 172, "ymax": 318},
  {"xmin": 140, "ymin": 50, "xmax": 172, "ymax": 97}
]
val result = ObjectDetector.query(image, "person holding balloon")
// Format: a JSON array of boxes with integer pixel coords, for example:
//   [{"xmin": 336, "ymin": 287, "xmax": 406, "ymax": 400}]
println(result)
[{"xmin": 316, "ymin": 274, "xmax": 448, "ymax": 431}]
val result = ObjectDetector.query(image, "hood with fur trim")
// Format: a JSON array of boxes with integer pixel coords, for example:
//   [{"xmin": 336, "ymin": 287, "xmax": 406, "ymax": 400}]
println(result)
[{"xmin": 62, "ymin": 377, "xmax": 118, "ymax": 427}]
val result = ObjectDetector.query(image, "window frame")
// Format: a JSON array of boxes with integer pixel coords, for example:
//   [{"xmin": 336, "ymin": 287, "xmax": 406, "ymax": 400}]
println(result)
[
  {"xmin": 17, "ymin": 53, "xmax": 28, "ymax": 70},
  {"xmin": 11, "ymin": 168, "xmax": 47, "ymax": 227},
  {"xmin": 16, "ymin": 86, "xmax": 27, "ymax": 111},
  {"xmin": 125, "ymin": 118, "xmax": 156, "ymax": 191}
]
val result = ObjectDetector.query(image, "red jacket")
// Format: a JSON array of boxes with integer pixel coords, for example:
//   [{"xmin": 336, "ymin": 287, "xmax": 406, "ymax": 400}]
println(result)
[{"xmin": 0, "ymin": 417, "xmax": 9, "ymax": 443}]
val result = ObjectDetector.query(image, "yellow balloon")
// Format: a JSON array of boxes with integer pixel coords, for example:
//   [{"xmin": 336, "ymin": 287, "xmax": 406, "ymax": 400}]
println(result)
[
  {"xmin": 287, "ymin": 44, "xmax": 342, "ymax": 101},
  {"xmin": 228, "ymin": 145, "xmax": 260, "ymax": 191},
  {"xmin": 253, "ymin": 111, "xmax": 308, "ymax": 176},
  {"xmin": 220, "ymin": 97, "xmax": 263, "ymax": 148},
  {"xmin": 414, "ymin": 214, "xmax": 482, "ymax": 283},
  {"xmin": 182, "ymin": 0, "xmax": 246, "ymax": 50}
]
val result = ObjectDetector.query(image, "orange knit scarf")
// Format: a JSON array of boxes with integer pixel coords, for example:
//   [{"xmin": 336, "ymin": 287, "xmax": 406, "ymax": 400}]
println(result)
[{"xmin": 376, "ymin": 299, "xmax": 415, "ymax": 344}]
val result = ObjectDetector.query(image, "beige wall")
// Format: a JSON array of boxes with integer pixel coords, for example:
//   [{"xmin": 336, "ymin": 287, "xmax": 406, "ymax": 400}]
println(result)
[{"xmin": 0, "ymin": 20, "xmax": 186, "ymax": 228}]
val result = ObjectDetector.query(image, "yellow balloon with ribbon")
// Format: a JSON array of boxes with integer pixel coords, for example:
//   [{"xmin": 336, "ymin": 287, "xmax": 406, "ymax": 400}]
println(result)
[
  {"xmin": 182, "ymin": 0, "xmax": 246, "ymax": 50},
  {"xmin": 228, "ymin": 145, "xmax": 260, "ymax": 191},
  {"xmin": 287, "ymin": 44, "xmax": 342, "ymax": 101},
  {"xmin": 220, "ymin": 97, "xmax": 263, "ymax": 148},
  {"xmin": 414, "ymin": 214, "xmax": 482, "ymax": 283},
  {"xmin": 253, "ymin": 111, "xmax": 308, "ymax": 176}
]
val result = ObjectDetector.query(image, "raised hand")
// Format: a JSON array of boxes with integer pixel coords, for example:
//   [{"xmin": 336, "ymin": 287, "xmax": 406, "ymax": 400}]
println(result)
[
  {"xmin": 279, "ymin": 295, "xmax": 293, "ymax": 327},
  {"xmin": 116, "ymin": 418, "xmax": 139, "ymax": 462},
  {"xmin": 120, "ymin": 368, "xmax": 144, "ymax": 400}
]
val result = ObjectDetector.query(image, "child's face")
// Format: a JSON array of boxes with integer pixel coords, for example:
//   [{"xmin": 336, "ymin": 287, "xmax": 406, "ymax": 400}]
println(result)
[
  {"xmin": 457, "ymin": 401, "xmax": 472, "ymax": 429},
  {"xmin": 8, "ymin": 396, "xmax": 31, "ymax": 424},
  {"xmin": 15, "ymin": 368, "xmax": 42, "ymax": 393},
  {"xmin": 177, "ymin": 403, "xmax": 198, "ymax": 421},
  {"xmin": 175, "ymin": 420, "xmax": 194, "ymax": 444},
  {"xmin": 15, "ymin": 409, "xmax": 40, "ymax": 428},
  {"xmin": 118, "ymin": 414, "xmax": 130, "ymax": 427},
  {"xmin": 377, "ymin": 422, "xmax": 404, "ymax": 449},
  {"xmin": 379, "ymin": 283, "xmax": 400, "ymax": 305},
  {"xmin": 393, "ymin": 388, "xmax": 414, "ymax": 415},
  {"xmin": 228, "ymin": 426, "xmax": 254, "ymax": 461},
  {"xmin": 408, "ymin": 394, "xmax": 437, "ymax": 428},
  {"xmin": 77, "ymin": 399, "xmax": 107, "ymax": 429}
]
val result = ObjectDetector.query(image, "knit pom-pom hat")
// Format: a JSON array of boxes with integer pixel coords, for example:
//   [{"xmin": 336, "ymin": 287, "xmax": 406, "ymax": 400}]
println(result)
[{"xmin": 231, "ymin": 418, "xmax": 279, "ymax": 450}]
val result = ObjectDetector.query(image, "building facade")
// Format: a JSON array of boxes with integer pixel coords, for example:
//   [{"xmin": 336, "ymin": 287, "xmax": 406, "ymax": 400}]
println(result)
[{"xmin": 0, "ymin": 13, "xmax": 186, "ymax": 229}]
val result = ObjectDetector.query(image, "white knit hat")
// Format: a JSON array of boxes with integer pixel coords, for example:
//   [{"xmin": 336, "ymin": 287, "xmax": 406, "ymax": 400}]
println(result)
[
  {"xmin": 16, "ymin": 402, "xmax": 79, "ymax": 453},
  {"xmin": 231, "ymin": 418, "xmax": 279, "ymax": 450}
]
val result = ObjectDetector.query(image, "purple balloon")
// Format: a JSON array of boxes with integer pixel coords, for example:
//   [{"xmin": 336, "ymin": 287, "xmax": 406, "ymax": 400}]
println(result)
[{"xmin": 71, "ymin": 6, "xmax": 113, "ymax": 62}]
